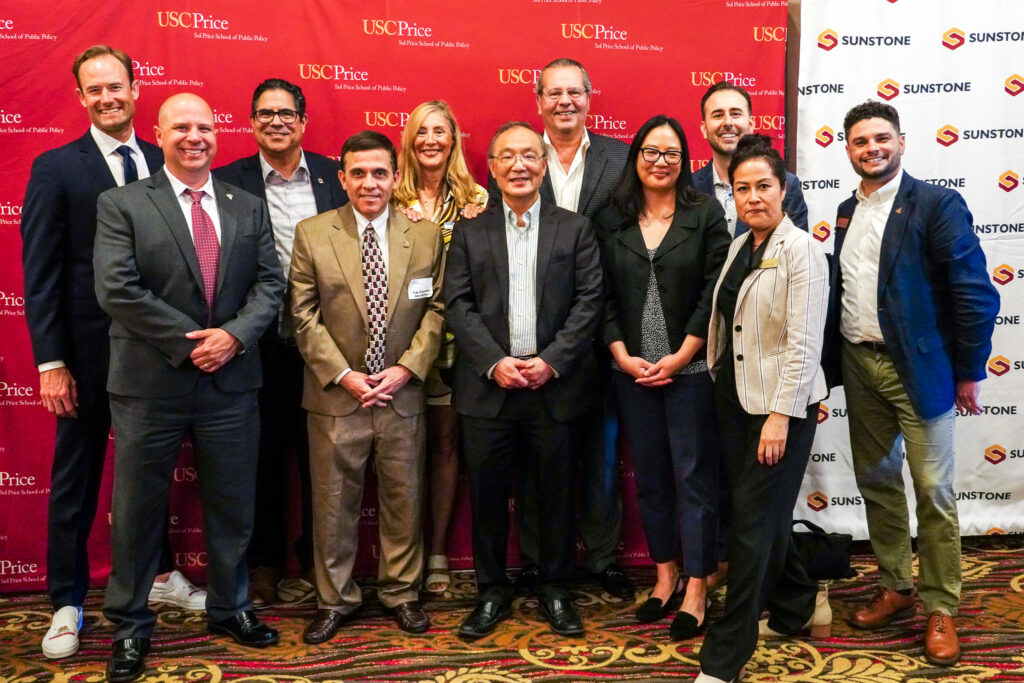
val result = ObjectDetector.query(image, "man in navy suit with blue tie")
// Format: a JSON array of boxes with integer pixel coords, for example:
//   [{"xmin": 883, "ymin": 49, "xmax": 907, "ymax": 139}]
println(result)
[
  {"xmin": 825, "ymin": 100, "xmax": 999, "ymax": 666},
  {"xmin": 21, "ymin": 45, "xmax": 205, "ymax": 661}
]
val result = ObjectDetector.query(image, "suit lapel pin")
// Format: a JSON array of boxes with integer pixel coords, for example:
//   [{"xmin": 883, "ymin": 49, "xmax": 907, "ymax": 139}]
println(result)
[
  {"xmin": 895, "ymin": 207, "xmax": 902, "ymax": 214},
  {"xmin": 226, "ymin": 192, "xmax": 233, "ymax": 200},
  {"xmin": 403, "ymin": 239, "xmax": 410, "ymax": 248},
  {"xmin": 317, "ymin": 177, "xmax": 324, "ymax": 184}
]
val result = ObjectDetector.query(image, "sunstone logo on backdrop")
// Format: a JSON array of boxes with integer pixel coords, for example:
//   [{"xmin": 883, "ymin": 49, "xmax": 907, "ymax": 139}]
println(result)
[
  {"xmin": 817, "ymin": 28, "xmax": 911, "ymax": 51},
  {"xmin": 937, "ymin": 124, "xmax": 1024, "ymax": 146},
  {"xmin": 985, "ymin": 444, "xmax": 1007, "ymax": 464},
  {"xmin": 156, "ymin": 11, "xmax": 229, "ymax": 30},
  {"xmin": 1006, "ymin": 75, "xmax": 1024, "ymax": 96},
  {"xmin": 812, "ymin": 221, "xmax": 832, "ymax": 243},
  {"xmin": 816, "ymin": 404, "xmax": 829, "ymax": 423},
  {"xmin": 999, "ymin": 170, "xmax": 1019, "ymax": 192},
  {"xmin": 992, "ymin": 263, "xmax": 1015, "ymax": 285},
  {"xmin": 942, "ymin": 27, "xmax": 966, "ymax": 50},
  {"xmin": 814, "ymin": 126, "xmax": 836, "ymax": 147},
  {"xmin": 806, "ymin": 491, "xmax": 828, "ymax": 511},
  {"xmin": 876, "ymin": 78, "xmax": 971, "ymax": 101},
  {"xmin": 988, "ymin": 355, "xmax": 1011, "ymax": 376}
]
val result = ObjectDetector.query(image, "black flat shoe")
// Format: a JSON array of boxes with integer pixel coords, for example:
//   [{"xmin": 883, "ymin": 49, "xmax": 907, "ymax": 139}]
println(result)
[
  {"xmin": 108, "ymin": 637, "xmax": 150, "ymax": 683},
  {"xmin": 669, "ymin": 599, "xmax": 711, "ymax": 641},
  {"xmin": 636, "ymin": 582, "xmax": 684, "ymax": 623}
]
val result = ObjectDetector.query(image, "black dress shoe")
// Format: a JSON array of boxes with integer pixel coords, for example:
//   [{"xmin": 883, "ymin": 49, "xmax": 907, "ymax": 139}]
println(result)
[
  {"xmin": 209, "ymin": 610, "xmax": 279, "ymax": 647},
  {"xmin": 592, "ymin": 563, "xmax": 635, "ymax": 600},
  {"xmin": 108, "ymin": 637, "xmax": 150, "ymax": 683},
  {"xmin": 514, "ymin": 563, "xmax": 541, "ymax": 597},
  {"xmin": 669, "ymin": 608, "xmax": 708, "ymax": 641},
  {"xmin": 303, "ymin": 608, "xmax": 351, "ymax": 644},
  {"xmin": 390, "ymin": 600, "xmax": 430, "ymax": 634},
  {"xmin": 457, "ymin": 600, "xmax": 512, "ymax": 639},
  {"xmin": 636, "ymin": 582, "xmax": 685, "ymax": 623},
  {"xmin": 539, "ymin": 598, "xmax": 584, "ymax": 636}
]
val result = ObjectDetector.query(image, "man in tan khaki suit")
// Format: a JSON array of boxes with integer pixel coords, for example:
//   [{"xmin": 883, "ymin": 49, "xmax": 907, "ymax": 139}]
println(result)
[{"xmin": 289, "ymin": 130, "xmax": 443, "ymax": 642}]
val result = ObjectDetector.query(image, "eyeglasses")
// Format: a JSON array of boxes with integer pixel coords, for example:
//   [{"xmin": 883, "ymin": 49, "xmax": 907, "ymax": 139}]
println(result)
[
  {"xmin": 489, "ymin": 152, "xmax": 545, "ymax": 167},
  {"xmin": 253, "ymin": 108, "xmax": 300, "ymax": 124},
  {"xmin": 541, "ymin": 88, "xmax": 589, "ymax": 102},
  {"xmin": 640, "ymin": 147, "xmax": 683, "ymax": 165}
]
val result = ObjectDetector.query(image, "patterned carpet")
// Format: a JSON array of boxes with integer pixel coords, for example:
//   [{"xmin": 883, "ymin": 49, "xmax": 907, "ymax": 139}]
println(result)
[{"xmin": 2, "ymin": 537, "xmax": 1023, "ymax": 682}]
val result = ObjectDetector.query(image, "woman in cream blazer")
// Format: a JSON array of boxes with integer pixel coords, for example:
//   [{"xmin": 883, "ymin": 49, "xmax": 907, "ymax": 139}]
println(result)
[{"xmin": 695, "ymin": 135, "xmax": 830, "ymax": 683}]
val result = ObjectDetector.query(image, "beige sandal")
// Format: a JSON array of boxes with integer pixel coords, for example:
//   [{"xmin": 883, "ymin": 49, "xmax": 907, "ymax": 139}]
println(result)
[{"xmin": 425, "ymin": 554, "xmax": 450, "ymax": 594}]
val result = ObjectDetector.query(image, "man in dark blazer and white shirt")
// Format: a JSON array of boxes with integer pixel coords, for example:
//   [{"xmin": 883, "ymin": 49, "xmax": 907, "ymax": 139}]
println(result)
[
  {"xmin": 94, "ymin": 93, "xmax": 285, "ymax": 682},
  {"xmin": 213, "ymin": 78, "xmax": 346, "ymax": 607},
  {"xmin": 824, "ymin": 100, "xmax": 998, "ymax": 667},
  {"xmin": 20, "ymin": 45, "xmax": 205, "ymax": 661},
  {"xmin": 693, "ymin": 81, "xmax": 808, "ymax": 236},
  {"xmin": 446, "ymin": 122, "xmax": 603, "ymax": 639},
  {"xmin": 489, "ymin": 57, "xmax": 633, "ymax": 600}
]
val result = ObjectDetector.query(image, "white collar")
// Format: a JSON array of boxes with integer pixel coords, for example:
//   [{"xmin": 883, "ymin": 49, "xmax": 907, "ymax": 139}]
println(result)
[
  {"xmin": 258, "ymin": 149, "xmax": 309, "ymax": 181},
  {"xmin": 90, "ymin": 125, "xmax": 141, "ymax": 157},
  {"xmin": 543, "ymin": 128, "xmax": 591, "ymax": 157},
  {"xmin": 354, "ymin": 205, "xmax": 390, "ymax": 234},
  {"xmin": 857, "ymin": 168, "xmax": 903, "ymax": 204},
  {"xmin": 164, "ymin": 167, "xmax": 215, "ymax": 199}
]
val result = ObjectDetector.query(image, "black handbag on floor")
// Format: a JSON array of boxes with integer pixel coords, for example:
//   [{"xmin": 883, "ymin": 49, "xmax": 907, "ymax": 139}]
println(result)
[{"xmin": 792, "ymin": 519, "xmax": 856, "ymax": 580}]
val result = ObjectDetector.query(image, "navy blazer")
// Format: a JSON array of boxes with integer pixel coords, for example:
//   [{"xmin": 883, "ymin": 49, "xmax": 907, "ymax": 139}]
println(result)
[
  {"xmin": 822, "ymin": 172, "xmax": 999, "ymax": 420},
  {"xmin": 212, "ymin": 150, "xmax": 347, "ymax": 214},
  {"xmin": 488, "ymin": 131, "xmax": 629, "ymax": 220},
  {"xmin": 21, "ymin": 130, "xmax": 164, "ymax": 366},
  {"xmin": 444, "ymin": 200, "xmax": 603, "ymax": 421},
  {"xmin": 692, "ymin": 162, "xmax": 809, "ymax": 233}
]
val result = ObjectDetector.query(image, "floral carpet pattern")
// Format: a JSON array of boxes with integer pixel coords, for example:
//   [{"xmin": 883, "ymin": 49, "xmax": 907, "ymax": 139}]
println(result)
[{"xmin": 1, "ymin": 538, "xmax": 1022, "ymax": 682}]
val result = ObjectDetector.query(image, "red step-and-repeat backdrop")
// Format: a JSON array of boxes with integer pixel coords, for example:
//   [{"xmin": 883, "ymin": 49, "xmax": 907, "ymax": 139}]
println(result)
[{"xmin": 0, "ymin": 0, "xmax": 788, "ymax": 592}]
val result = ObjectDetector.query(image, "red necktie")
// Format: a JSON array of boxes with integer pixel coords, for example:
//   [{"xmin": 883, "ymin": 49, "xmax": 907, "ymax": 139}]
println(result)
[
  {"xmin": 361, "ymin": 222, "xmax": 387, "ymax": 374},
  {"xmin": 184, "ymin": 189, "xmax": 219, "ymax": 327}
]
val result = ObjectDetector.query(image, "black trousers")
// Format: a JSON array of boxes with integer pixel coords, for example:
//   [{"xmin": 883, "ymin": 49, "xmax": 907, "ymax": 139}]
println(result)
[
  {"xmin": 103, "ymin": 379, "xmax": 259, "ymax": 638},
  {"xmin": 699, "ymin": 367, "xmax": 818, "ymax": 681},
  {"xmin": 251, "ymin": 332, "xmax": 313, "ymax": 572},
  {"xmin": 47, "ymin": 314, "xmax": 171, "ymax": 609},
  {"xmin": 462, "ymin": 391, "xmax": 575, "ymax": 603},
  {"xmin": 517, "ymin": 360, "xmax": 621, "ymax": 574},
  {"xmin": 614, "ymin": 369, "xmax": 719, "ymax": 574}
]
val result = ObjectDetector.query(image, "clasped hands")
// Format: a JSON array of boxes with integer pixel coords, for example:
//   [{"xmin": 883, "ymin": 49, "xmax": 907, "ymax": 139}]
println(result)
[
  {"xmin": 187, "ymin": 328, "xmax": 242, "ymax": 373},
  {"xmin": 492, "ymin": 356, "xmax": 553, "ymax": 390},
  {"xmin": 341, "ymin": 365, "xmax": 413, "ymax": 408}
]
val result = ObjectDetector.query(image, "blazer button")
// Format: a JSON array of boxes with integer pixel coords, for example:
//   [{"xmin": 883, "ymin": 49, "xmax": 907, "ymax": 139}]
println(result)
[
  {"xmin": 734, "ymin": 325, "xmax": 742, "ymax": 332},
  {"xmin": 736, "ymin": 354, "xmax": 744, "ymax": 361},
  {"xmin": 199, "ymin": 297, "xmax": 206, "ymax": 305}
]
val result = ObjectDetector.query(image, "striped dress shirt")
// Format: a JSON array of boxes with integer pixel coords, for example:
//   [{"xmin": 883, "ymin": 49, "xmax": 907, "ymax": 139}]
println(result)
[{"xmin": 503, "ymin": 198, "xmax": 540, "ymax": 357}]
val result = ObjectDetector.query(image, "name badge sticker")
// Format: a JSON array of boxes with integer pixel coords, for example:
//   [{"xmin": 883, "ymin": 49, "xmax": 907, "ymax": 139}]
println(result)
[
  {"xmin": 408, "ymin": 277, "xmax": 432, "ymax": 300},
  {"xmin": 758, "ymin": 258, "xmax": 779, "ymax": 269}
]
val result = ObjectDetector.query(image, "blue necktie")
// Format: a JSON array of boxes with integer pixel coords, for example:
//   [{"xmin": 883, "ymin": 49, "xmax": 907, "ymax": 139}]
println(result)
[{"xmin": 115, "ymin": 145, "xmax": 138, "ymax": 184}]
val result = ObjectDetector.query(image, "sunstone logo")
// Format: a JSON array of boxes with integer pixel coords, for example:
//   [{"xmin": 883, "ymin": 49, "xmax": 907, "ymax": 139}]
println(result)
[
  {"xmin": 968, "ymin": 31, "xmax": 1024, "ymax": 44},
  {"xmin": 802, "ymin": 178, "xmax": 841, "ymax": 191},
  {"xmin": 984, "ymin": 444, "xmax": 1006, "ymax": 464},
  {"xmin": 815, "ymin": 126, "xmax": 835, "ymax": 147},
  {"xmin": 937, "ymin": 125, "xmax": 959, "ymax": 146},
  {"xmin": 498, "ymin": 68, "xmax": 542, "ymax": 86},
  {"xmin": 816, "ymin": 403, "xmax": 829, "ymax": 423},
  {"xmin": 877, "ymin": 79, "xmax": 900, "ymax": 100},
  {"xmin": 560, "ymin": 23, "xmax": 628, "ymax": 40},
  {"xmin": 988, "ymin": 355, "xmax": 1011, "ymax": 376},
  {"xmin": 999, "ymin": 171, "xmax": 1020, "ymax": 192},
  {"xmin": 297, "ymin": 64, "xmax": 369, "ymax": 81},
  {"xmin": 942, "ymin": 27, "xmax": 966, "ymax": 50},
  {"xmin": 1006, "ymin": 74, "xmax": 1024, "ymax": 96},
  {"xmin": 938, "ymin": 125, "xmax": 1023, "ymax": 145},
  {"xmin": 807, "ymin": 491, "xmax": 828, "ymax": 511},
  {"xmin": 956, "ymin": 404, "xmax": 1017, "ymax": 417},
  {"xmin": 813, "ymin": 221, "xmax": 831, "ymax": 242},
  {"xmin": 956, "ymin": 490, "xmax": 1012, "ymax": 501},
  {"xmin": 992, "ymin": 264, "xmax": 1015, "ymax": 285},
  {"xmin": 818, "ymin": 29, "xmax": 911, "ymax": 50},
  {"xmin": 798, "ymin": 83, "xmax": 845, "ymax": 96},
  {"xmin": 362, "ymin": 19, "xmax": 432, "ymax": 37},
  {"xmin": 156, "ymin": 11, "xmax": 229, "ymax": 30}
]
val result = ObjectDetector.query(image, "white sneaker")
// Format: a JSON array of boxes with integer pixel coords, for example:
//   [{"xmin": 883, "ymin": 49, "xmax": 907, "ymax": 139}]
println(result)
[
  {"xmin": 41, "ymin": 605, "xmax": 82, "ymax": 659},
  {"xmin": 148, "ymin": 570, "xmax": 207, "ymax": 611}
]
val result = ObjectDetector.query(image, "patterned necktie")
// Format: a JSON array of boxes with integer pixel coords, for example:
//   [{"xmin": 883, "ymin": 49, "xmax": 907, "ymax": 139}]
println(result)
[
  {"xmin": 184, "ymin": 189, "xmax": 219, "ymax": 327},
  {"xmin": 361, "ymin": 222, "xmax": 388, "ymax": 374},
  {"xmin": 115, "ymin": 145, "xmax": 138, "ymax": 184}
]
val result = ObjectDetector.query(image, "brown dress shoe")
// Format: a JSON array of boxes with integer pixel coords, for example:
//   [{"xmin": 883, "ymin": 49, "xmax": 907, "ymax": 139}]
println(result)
[
  {"xmin": 303, "ymin": 609, "xmax": 350, "ymax": 644},
  {"xmin": 924, "ymin": 612, "xmax": 960, "ymax": 665},
  {"xmin": 250, "ymin": 566, "xmax": 281, "ymax": 609},
  {"xmin": 391, "ymin": 600, "xmax": 430, "ymax": 634},
  {"xmin": 849, "ymin": 587, "xmax": 915, "ymax": 629}
]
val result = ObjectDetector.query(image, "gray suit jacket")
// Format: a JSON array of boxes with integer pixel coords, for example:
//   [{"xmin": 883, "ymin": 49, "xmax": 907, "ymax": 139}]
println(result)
[{"xmin": 93, "ymin": 168, "xmax": 285, "ymax": 398}]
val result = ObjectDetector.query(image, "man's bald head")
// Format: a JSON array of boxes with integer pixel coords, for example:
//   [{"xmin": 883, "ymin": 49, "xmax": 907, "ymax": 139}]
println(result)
[{"xmin": 154, "ymin": 93, "xmax": 218, "ymax": 188}]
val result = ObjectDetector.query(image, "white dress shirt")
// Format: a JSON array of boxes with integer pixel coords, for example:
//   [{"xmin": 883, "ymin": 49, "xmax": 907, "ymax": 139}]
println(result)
[
  {"xmin": 504, "ymin": 198, "xmax": 540, "ymax": 358},
  {"xmin": 543, "ymin": 129, "xmax": 590, "ymax": 212},
  {"xmin": 165, "ymin": 169, "xmax": 222, "ymax": 243},
  {"xmin": 259, "ymin": 151, "xmax": 318, "ymax": 279},
  {"xmin": 840, "ymin": 169, "xmax": 903, "ymax": 344},
  {"xmin": 90, "ymin": 125, "xmax": 152, "ymax": 186}
]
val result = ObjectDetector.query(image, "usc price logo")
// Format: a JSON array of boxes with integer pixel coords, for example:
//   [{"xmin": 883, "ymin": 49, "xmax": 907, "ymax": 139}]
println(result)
[
  {"xmin": 817, "ymin": 29, "xmax": 839, "ymax": 51},
  {"xmin": 984, "ymin": 444, "xmax": 1007, "ymax": 465},
  {"xmin": 561, "ymin": 23, "xmax": 628, "ymax": 40},
  {"xmin": 999, "ymin": 171, "xmax": 1019, "ymax": 192},
  {"xmin": 942, "ymin": 27, "xmax": 966, "ymax": 50},
  {"xmin": 156, "ymin": 11, "xmax": 229, "ymax": 30},
  {"xmin": 1006, "ymin": 74, "xmax": 1024, "ymax": 96},
  {"xmin": 498, "ymin": 68, "xmax": 541, "ymax": 86},
  {"xmin": 362, "ymin": 19, "xmax": 432, "ymax": 37},
  {"xmin": 812, "ymin": 221, "xmax": 831, "ymax": 242},
  {"xmin": 174, "ymin": 552, "xmax": 208, "ymax": 568},
  {"xmin": 936, "ymin": 125, "xmax": 959, "ymax": 146},
  {"xmin": 807, "ymin": 491, "xmax": 828, "ymax": 511},
  {"xmin": 877, "ymin": 79, "xmax": 900, "ymax": 101},
  {"xmin": 992, "ymin": 264, "xmax": 1015, "ymax": 285},
  {"xmin": 365, "ymin": 111, "xmax": 409, "ymax": 128},
  {"xmin": 815, "ymin": 126, "xmax": 834, "ymax": 148},
  {"xmin": 753, "ymin": 26, "xmax": 786, "ymax": 42},
  {"xmin": 988, "ymin": 356, "xmax": 1011, "ymax": 376}
]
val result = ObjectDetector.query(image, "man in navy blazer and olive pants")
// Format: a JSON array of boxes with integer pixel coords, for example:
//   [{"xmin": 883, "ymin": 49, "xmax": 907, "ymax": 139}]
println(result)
[{"xmin": 824, "ymin": 101, "xmax": 998, "ymax": 667}]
